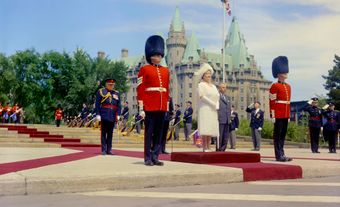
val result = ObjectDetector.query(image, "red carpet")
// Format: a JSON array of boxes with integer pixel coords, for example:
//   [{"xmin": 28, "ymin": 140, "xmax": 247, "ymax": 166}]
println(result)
[
  {"xmin": 0, "ymin": 124, "xmax": 100, "ymax": 148},
  {"xmin": 171, "ymin": 151, "xmax": 260, "ymax": 164},
  {"xmin": 214, "ymin": 162, "xmax": 302, "ymax": 181},
  {"xmin": 0, "ymin": 151, "xmax": 98, "ymax": 175}
]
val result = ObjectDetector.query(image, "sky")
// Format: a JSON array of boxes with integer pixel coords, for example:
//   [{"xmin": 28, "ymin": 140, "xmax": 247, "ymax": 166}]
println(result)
[{"xmin": 1, "ymin": 0, "xmax": 340, "ymax": 101}]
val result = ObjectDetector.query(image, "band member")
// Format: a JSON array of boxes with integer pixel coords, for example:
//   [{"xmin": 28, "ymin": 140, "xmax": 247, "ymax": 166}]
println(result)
[
  {"xmin": 304, "ymin": 97, "xmax": 322, "ymax": 153},
  {"xmin": 121, "ymin": 101, "xmax": 129, "ymax": 127},
  {"xmin": 229, "ymin": 105, "xmax": 239, "ymax": 149},
  {"xmin": 270, "ymin": 56, "xmax": 292, "ymax": 162},
  {"xmin": 137, "ymin": 35, "xmax": 170, "ymax": 166},
  {"xmin": 217, "ymin": 83, "xmax": 231, "ymax": 151},
  {"xmin": 183, "ymin": 101, "xmax": 193, "ymax": 141},
  {"xmin": 95, "ymin": 78, "xmax": 121, "ymax": 155},
  {"xmin": 55, "ymin": 105, "xmax": 63, "ymax": 127},
  {"xmin": 322, "ymin": 102, "xmax": 339, "ymax": 153},
  {"xmin": 161, "ymin": 97, "xmax": 173, "ymax": 154},
  {"xmin": 246, "ymin": 102, "xmax": 264, "ymax": 151},
  {"xmin": 3, "ymin": 103, "xmax": 11, "ymax": 123},
  {"xmin": 173, "ymin": 104, "xmax": 181, "ymax": 141}
]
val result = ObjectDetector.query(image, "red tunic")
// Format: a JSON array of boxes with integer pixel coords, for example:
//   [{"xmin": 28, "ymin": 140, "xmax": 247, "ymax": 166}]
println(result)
[
  {"xmin": 137, "ymin": 64, "xmax": 170, "ymax": 112},
  {"xmin": 269, "ymin": 82, "xmax": 291, "ymax": 119},
  {"xmin": 55, "ymin": 109, "xmax": 63, "ymax": 120}
]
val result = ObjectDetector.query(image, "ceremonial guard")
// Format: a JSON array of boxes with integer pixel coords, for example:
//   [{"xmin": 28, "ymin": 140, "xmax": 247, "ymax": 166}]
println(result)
[
  {"xmin": 183, "ymin": 101, "xmax": 193, "ymax": 141},
  {"xmin": 229, "ymin": 105, "xmax": 239, "ymax": 149},
  {"xmin": 95, "ymin": 78, "xmax": 121, "ymax": 155},
  {"xmin": 322, "ymin": 102, "xmax": 339, "ymax": 153},
  {"xmin": 137, "ymin": 35, "xmax": 170, "ymax": 166},
  {"xmin": 303, "ymin": 97, "xmax": 323, "ymax": 153},
  {"xmin": 269, "ymin": 56, "xmax": 292, "ymax": 162},
  {"xmin": 246, "ymin": 102, "xmax": 264, "ymax": 151},
  {"xmin": 54, "ymin": 105, "xmax": 63, "ymax": 127}
]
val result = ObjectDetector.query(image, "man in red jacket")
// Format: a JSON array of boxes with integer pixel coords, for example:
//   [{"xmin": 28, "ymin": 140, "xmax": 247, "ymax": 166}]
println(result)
[
  {"xmin": 137, "ymin": 35, "xmax": 170, "ymax": 166},
  {"xmin": 269, "ymin": 56, "xmax": 293, "ymax": 162}
]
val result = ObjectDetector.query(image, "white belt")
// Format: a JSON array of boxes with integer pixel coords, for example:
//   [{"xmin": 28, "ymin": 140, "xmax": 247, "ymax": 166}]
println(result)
[
  {"xmin": 276, "ymin": 100, "xmax": 290, "ymax": 104},
  {"xmin": 145, "ymin": 87, "xmax": 167, "ymax": 92}
]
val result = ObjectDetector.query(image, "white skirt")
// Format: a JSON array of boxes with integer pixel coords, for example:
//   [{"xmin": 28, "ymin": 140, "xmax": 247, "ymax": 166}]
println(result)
[{"xmin": 198, "ymin": 104, "xmax": 219, "ymax": 137}]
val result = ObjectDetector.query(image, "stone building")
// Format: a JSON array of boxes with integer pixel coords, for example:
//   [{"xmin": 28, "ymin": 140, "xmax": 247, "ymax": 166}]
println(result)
[{"xmin": 120, "ymin": 7, "xmax": 272, "ymax": 120}]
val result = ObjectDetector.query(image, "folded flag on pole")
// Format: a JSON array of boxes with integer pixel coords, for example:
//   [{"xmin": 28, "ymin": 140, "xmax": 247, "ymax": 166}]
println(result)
[
  {"xmin": 221, "ymin": 0, "xmax": 232, "ymax": 16},
  {"xmin": 191, "ymin": 130, "xmax": 203, "ymax": 148}
]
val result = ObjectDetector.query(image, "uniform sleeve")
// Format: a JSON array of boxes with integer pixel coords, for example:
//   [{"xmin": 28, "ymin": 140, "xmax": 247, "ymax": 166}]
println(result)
[
  {"xmin": 269, "ymin": 84, "xmax": 277, "ymax": 118},
  {"xmin": 260, "ymin": 111, "xmax": 264, "ymax": 128},
  {"xmin": 245, "ymin": 107, "xmax": 254, "ymax": 113},
  {"xmin": 95, "ymin": 90, "xmax": 101, "ymax": 115},
  {"xmin": 137, "ymin": 66, "xmax": 145, "ymax": 107},
  {"xmin": 117, "ymin": 93, "xmax": 121, "ymax": 116}
]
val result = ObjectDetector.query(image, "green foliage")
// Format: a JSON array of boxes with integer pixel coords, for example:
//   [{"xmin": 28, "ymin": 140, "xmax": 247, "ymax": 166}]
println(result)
[
  {"xmin": 237, "ymin": 119, "xmax": 308, "ymax": 143},
  {"xmin": 323, "ymin": 54, "xmax": 340, "ymax": 109},
  {"xmin": 0, "ymin": 48, "xmax": 129, "ymax": 123}
]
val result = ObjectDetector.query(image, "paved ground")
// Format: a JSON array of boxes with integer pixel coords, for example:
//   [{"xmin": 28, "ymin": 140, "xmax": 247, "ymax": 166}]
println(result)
[{"xmin": 1, "ymin": 176, "xmax": 339, "ymax": 207}]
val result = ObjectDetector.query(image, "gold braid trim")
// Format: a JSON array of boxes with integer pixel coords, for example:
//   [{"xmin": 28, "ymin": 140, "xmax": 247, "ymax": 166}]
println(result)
[{"xmin": 99, "ymin": 88, "xmax": 111, "ymax": 104}]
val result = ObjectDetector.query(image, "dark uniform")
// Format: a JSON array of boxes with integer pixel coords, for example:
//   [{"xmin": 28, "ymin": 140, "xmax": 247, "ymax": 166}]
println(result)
[
  {"xmin": 322, "ymin": 103, "xmax": 339, "ymax": 153},
  {"xmin": 269, "ymin": 56, "xmax": 292, "ymax": 162},
  {"xmin": 173, "ymin": 106, "xmax": 181, "ymax": 141},
  {"xmin": 95, "ymin": 80, "xmax": 121, "ymax": 155},
  {"xmin": 161, "ymin": 97, "xmax": 174, "ymax": 154},
  {"xmin": 137, "ymin": 35, "xmax": 170, "ymax": 166},
  {"xmin": 229, "ymin": 110, "xmax": 239, "ymax": 149},
  {"xmin": 183, "ymin": 104, "xmax": 193, "ymax": 141},
  {"xmin": 246, "ymin": 105, "xmax": 264, "ymax": 151},
  {"xmin": 303, "ymin": 98, "xmax": 322, "ymax": 153}
]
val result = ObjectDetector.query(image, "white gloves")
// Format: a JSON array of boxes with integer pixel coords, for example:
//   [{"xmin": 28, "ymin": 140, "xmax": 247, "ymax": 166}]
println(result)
[
  {"xmin": 272, "ymin": 118, "xmax": 276, "ymax": 123},
  {"xmin": 258, "ymin": 127, "xmax": 262, "ymax": 131},
  {"xmin": 87, "ymin": 113, "xmax": 92, "ymax": 117},
  {"xmin": 308, "ymin": 100, "xmax": 313, "ymax": 105},
  {"xmin": 322, "ymin": 104, "xmax": 329, "ymax": 110},
  {"xmin": 140, "ymin": 111, "xmax": 145, "ymax": 119},
  {"xmin": 215, "ymin": 102, "xmax": 220, "ymax": 110},
  {"xmin": 321, "ymin": 127, "xmax": 323, "ymax": 131},
  {"xmin": 248, "ymin": 103, "xmax": 255, "ymax": 108},
  {"xmin": 96, "ymin": 115, "xmax": 101, "ymax": 121},
  {"xmin": 235, "ymin": 128, "xmax": 238, "ymax": 131},
  {"xmin": 169, "ymin": 119, "xmax": 175, "ymax": 126},
  {"xmin": 117, "ymin": 115, "xmax": 121, "ymax": 120}
]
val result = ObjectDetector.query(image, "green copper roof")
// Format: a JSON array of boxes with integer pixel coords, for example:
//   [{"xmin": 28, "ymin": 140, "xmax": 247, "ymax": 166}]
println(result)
[
  {"xmin": 121, "ymin": 55, "xmax": 143, "ymax": 68},
  {"xmin": 182, "ymin": 32, "xmax": 200, "ymax": 64},
  {"xmin": 172, "ymin": 6, "xmax": 184, "ymax": 32},
  {"xmin": 225, "ymin": 16, "xmax": 250, "ymax": 69}
]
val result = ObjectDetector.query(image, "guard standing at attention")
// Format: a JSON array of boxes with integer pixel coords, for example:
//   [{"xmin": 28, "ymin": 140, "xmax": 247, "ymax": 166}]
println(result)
[
  {"xmin": 269, "ymin": 56, "xmax": 293, "ymax": 162},
  {"xmin": 95, "ymin": 78, "xmax": 121, "ymax": 155},
  {"xmin": 137, "ymin": 35, "xmax": 170, "ymax": 166},
  {"xmin": 322, "ymin": 102, "xmax": 339, "ymax": 153}
]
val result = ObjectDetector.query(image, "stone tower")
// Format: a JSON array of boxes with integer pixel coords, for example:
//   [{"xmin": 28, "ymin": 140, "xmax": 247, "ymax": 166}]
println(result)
[{"xmin": 166, "ymin": 6, "xmax": 187, "ymax": 102}]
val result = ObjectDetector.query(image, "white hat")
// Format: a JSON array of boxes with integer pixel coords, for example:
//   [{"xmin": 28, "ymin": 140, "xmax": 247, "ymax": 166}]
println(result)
[{"xmin": 194, "ymin": 63, "xmax": 214, "ymax": 79}]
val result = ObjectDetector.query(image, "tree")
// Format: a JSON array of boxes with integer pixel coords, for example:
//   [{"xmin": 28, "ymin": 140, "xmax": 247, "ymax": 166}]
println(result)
[{"xmin": 323, "ymin": 54, "xmax": 340, "ymax": 109}]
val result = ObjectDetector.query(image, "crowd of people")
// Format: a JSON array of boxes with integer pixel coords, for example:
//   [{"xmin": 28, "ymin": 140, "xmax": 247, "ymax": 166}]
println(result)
[{"xmin": 0, "ymin": 102, "xmax": 24, "ymax": 124}]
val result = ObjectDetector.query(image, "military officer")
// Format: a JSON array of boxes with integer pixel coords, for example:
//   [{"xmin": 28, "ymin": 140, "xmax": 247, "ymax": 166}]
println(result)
[
  {"xmin": 269, "ymin": 56, "xmax": 293, "ymax": 162},
  {"xmin": 229, "ymin": 105, "xmax": 239, "ymax": 149},
  {"xmin": 322, "ymin": 102, "xmax": 339, "ymax": 153},
  {"xmin": 246, "ymin": 102, "xmax": 264, "ymax": 151},
  {"xmin": 183, "ymin": 101, "xmax": 193, "ymax": 141},
  {"xmin": 95, "ymin": 78, "xmax": 121, "ymax": 155},
  {"xmin": 137, "ymin": 35, "xmax": 170, "ymax": 166},
  {"xmin": 304, "ymin": 97, "xmax": 323, "ymax": 153}
]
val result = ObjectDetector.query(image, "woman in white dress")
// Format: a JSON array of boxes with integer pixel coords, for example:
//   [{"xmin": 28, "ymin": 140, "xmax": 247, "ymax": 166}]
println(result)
[{"xmin": 195, "ymin": 63, "xmax": 220, "ymax": 152}]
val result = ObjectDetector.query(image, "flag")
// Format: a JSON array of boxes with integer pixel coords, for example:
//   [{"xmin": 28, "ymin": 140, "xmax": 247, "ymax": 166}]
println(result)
[{"xmin": 221, "ymin": 0, "xmax": 232, "ymax": 16}]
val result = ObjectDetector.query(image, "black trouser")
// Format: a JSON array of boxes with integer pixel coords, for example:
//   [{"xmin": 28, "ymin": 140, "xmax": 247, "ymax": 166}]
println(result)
[
  {"xmin": 219, "ymin": 123, "xmax": 230, "ymax": 151},
  {"xmin": 100, "ymin": 120, "xmax": 115, "ymax": 153},
  {"xmin": 161, "ymin": 120, "xmax": 170, "ymax": 153},
  {"xmin": 309, "ymin": 127, "xmax": 321, "ymax": 152},
  {"xmin": 324, "ymin": 130, "xmax": 337, "ymax": 152},
  {"xmin": 273, "ymin": 118, "xmax": 288, "ymax": 160},
  {"xmin": 144, "ymin": 111, "xmax": 165, "ymax": 162},
  {"xmin": 56, "ymin": 120, "xmax": 61, "ymax": 127}
]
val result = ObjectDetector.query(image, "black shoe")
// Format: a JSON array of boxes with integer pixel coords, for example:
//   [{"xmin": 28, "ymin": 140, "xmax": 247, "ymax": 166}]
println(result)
[
  {"xmin": 106, "ymin": 152, "xmax": 113, "ymax": 155},
  {"xmin": 284, "ymin": 157, "xmax": 293, "ymax": 162},
  {"xmin": 101, "ymin": 151, "xmax": 106, "ymax": 155},
  {"xmin": 276, "ymin": 157, "xmax": 287, "ymax": 162},
  {"xmin": 162, "ymin": 151, "xmax": 170, "ymax": 155},
  {"xmin": 315, "ymin": 151, "xmax": 320, "ymax": 153},
  {"xmin": 153, "ymin": 160, "xmax": 164, "ymax": 166},
  {"xmin": 144, "ymin": 160, "xmax": 154, "ymax": 166}
]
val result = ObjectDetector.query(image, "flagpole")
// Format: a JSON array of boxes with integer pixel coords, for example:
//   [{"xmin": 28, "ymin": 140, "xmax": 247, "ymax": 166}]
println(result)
[{"xmin": 222, "ymin": 1, "xmax": 226, "ymax": 83}]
